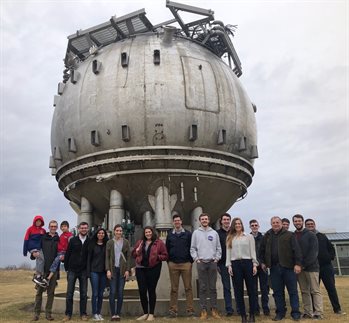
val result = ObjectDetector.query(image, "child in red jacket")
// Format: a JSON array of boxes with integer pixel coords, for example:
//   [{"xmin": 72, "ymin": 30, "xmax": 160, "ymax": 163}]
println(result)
[
  {"xmin": 23, "ymin": 215, "xmax": 47, "ymax": 287},
  {"xmin": 47, "ymin": 221, "xmax": 73, "ymax": 281}
]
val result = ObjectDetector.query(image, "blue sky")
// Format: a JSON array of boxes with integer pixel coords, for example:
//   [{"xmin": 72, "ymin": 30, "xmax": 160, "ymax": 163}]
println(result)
[{"xmin": 0, "ymin": 0, "xmax": 348, "ymax": 267}]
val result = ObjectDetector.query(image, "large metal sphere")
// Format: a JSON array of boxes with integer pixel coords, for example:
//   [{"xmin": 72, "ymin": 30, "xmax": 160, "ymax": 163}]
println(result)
[{"xmin": 51, "ymin": 32, "xmax": 257, "ymax": 225}]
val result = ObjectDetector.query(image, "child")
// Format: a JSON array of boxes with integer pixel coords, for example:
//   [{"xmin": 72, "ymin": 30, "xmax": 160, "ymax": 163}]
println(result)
[
  {"xmin": 23, "ymin": 215, "xmax": 47, "ymax": 287},
  {"xmin": 47, "ymin": 220, "xmax": 73, "ymax": 281}
]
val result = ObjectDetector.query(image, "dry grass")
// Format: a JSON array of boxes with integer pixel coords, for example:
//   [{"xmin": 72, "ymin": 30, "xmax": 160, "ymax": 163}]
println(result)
[{"xmin": 0, "ymin": 270, "xmax": 348, "ymax": 322}]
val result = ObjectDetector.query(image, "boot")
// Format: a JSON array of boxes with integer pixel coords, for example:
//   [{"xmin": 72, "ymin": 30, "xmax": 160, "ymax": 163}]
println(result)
[
  {"xmin": 200, "ymin": 309, "xmax": 208, "ymax": 320},
  {"xmin": 211, "ymin": 308, "xmax": 221, "ymax": 319},
  {"xmin": 248, "ymin": 314, "xmax": 256, "ymax": 322},
  {"xmin": 241, "ymin": 314, "xmax": 247, "ymax": 323}
]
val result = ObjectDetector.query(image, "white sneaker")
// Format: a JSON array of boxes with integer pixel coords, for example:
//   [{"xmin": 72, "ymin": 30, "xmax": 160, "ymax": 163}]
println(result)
[
  {"xmin": 98, "ymin": 314, "xmax": 104, "ymax": 321},
  {"xmin": 92, "ymin": 314, "xmax": 100, "ymax": 321},
  {"xmin": 136, "ymin": 314, "xmax": 149, "ymax": 320},
  {"xmin": 146, "ymin": 314, "xmax": 155, "ymax": 321}
]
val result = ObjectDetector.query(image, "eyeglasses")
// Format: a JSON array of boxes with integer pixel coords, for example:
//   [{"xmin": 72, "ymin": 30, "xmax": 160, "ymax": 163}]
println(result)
[
  {"xmin": 250, "ymin": 224, "xmax": 258, "ymax": 227},
  {"xmin": 50, "ymin": 225, "xmax": 58, "ymax": 228}
]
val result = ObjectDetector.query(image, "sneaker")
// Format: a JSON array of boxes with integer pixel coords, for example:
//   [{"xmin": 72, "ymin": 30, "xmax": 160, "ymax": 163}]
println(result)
[
  {"xmin": 136, "ymin": 314, "xmax": 149, "ymax": 321},
  {"xmin": 111, "ymin": 316, "xmax": 118, "ymax": 322},
  {"xmin": 312, "ymin": 315, "xmax": 323, "ymax": 320},
  {"xmin": 81, "ymin": 315, "xmax": 89, "ymax": 321},
  {"xmin": 146, "ymin": 314, "xmax": 154, "ymax": 321},
  {"xmin": 200, "ymin": 310, "xmax": 208, "ymax": 320},
  {"xmin": 92, "ymin": 314, "xmax": 100, "ymax": 321},
  {"xmin": 114, "ymin": 316, "xmax": 120, "ymax": 321},
  {"xmin": 33, "ymin": 276, "xmax": 47, "ymax": 287},
  {"xmin": 335, "ymin": 310, "xmax": 346, "ymax": 315},
  {"xmin": 211, "ymin": 308, "xmax": 221, "ymax": 319},
  {"xmin": 62, "ymin": 316, "xmax": 71, "ymax": 322},
  {"xmin": 31, "ymin": 315, "xmax": 39, "ymax": 321},
  {"xmin": 302, "ymin": 314, "xmax": 312, "ymax": 319},
  {"xmin": 98, "ymin": 314, "xmax": 104, "ymax": 321},
  {"xmin": 226, "ymin": 312, "xmax": 233, "ymax": 317},
  {"xmin": 45, "ymin": 314, "xmax": 54, "ymax": 321},
  {"xmin": 187, "ymin": 311, "xmax": 196, "ymax": 317}
]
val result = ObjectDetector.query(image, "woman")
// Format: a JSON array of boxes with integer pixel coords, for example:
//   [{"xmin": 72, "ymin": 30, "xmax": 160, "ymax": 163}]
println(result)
[
  {"xmin": 132, "ymin": 226, "xmax": 168, "ymax": 321},
  {"xmin": 226, "ymin": 218, "xmax": 258, "ymax": 323},
  {"xmin": 87, "ymin": 228, "xmax": 109, "ymax": 321},
  {"xmin": 105, "ymin": 224, "xmax": 131, "ymax": 321}
]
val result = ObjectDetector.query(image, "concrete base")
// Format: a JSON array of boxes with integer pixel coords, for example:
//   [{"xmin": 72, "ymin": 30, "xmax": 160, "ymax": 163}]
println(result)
[
  {"xmin": 50, "ymin": 296, "xmax": 229, "ymax": 316},
  {"xmin": 47, "ymin": 294, "xmax": 274, "ymax": 317}
]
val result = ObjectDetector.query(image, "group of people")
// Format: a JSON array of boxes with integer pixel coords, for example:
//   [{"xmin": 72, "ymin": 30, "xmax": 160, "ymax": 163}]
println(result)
[{"xmin": 23, "ymin": 212, "xmax": 344, "ymax": 322}]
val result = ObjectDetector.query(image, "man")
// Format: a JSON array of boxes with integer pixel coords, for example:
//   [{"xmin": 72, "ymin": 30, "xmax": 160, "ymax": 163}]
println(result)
[
  {"xmin": 190, "ymin": 213, "xmax": 222, "ymax": 320},
  {"xmin": 281, "ymin": 218, "xmax": 290, "ymax": 231},
  {"xmin": 305, "ymin": 218, "xmax": 344, "ymax": 315},
  {"xmin": 293, "ymin": 214, "xmax": 323, "ymax": 320},
  {"xmin": 32, "ymin": 220, "xmax": 60, "ymax": 321},
  {"xmin": 166, "ymin": 214, "xmax": 194, "ymax": 317},
  {"xmin": 259, "ymin": 216, "xmax": 302, "ymax": 321},
  {"xmin": 63, "ymin": 222, "xmax": 90, "ymax": 321},
  {"xmin": 216, "ymin": 213, "xmax": 236, "ymax": 316},
  {"xmin": 249, "ymin": 219, "xmax": 270, "ymax": 316}
]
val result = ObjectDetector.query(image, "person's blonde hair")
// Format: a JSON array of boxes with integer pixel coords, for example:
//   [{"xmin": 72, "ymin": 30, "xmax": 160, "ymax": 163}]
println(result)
[{"xmin": 226, "ymin": 217, "xmax": 245, "ymax": 249}]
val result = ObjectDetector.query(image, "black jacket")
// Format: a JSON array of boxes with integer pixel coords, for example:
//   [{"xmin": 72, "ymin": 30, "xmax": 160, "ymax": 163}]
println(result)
[
  {"xmin": 166, "ymin": 229, "xmax": 192, "ymax": 263},
  {"xmin": 217, "ymin": 228, "xmax": 229, "ymax": 266},
  {"xmin": 41, "ymin": 232, "xmax": 59, "ymax": 274},
  {"xmin": 295, "ymin": 228, "xmax": 319, "ymax": 272},
  {"xmin": 260, "ymin": 228, "xmax": 302, "ymax": 269},
  {"xmin": 251, "ymin": 231, "xmax": 264, "ymax": 265},
  {"xmin": 316, "ymin": 232, "xmax": 335, "ymax": 266},
  {"xmin": 64, "ymin": 235, "xmax": 90, "ymax": 272}
]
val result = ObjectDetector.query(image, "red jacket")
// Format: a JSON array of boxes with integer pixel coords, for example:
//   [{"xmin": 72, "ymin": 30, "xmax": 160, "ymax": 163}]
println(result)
[
  {"xmin": 23, "ymin": 215, "xmax": 46, "ymax": 256},
  {"xmin": 132, "ymin": 239, "xmax": 168, "ymax": 268},
  {"xmin": 58, "ymin": 231, "xmax": 73, "ymax": 253}
]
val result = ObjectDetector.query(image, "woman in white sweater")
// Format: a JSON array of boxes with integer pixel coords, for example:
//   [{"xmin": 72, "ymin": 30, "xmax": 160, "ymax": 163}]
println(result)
[{"xmin": 226, "ymin": 217, "xmax": 258, "ymax": 323}]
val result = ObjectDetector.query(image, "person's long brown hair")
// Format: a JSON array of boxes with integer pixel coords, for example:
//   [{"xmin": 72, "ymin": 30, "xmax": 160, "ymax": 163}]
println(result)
[{"xmin": 226, "ymin": 217, "xmax": 245, "ymax": 249}]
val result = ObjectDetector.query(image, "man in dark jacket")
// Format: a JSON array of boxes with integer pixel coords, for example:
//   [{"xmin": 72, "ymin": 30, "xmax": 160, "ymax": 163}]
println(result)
[
  {"xmin": 293, "ymin": 214, "xmax": 323, "ymax": 319},
  {"xmin": 305, "ymin": 218, "xmax": 344, "ymax": 315},
  {"xmin": 216, "ymin": 213, "xmax": 236, "ymax": 316},
  {"xmin": 249, "ymin": 219, "xmax": 270, "ymax": 316},
  {"xmin": 63, "ymin": 222, "xmax": 90, "ymax": 321},
  {"xmin": 166, "ymin": 214, "xmax": 194, "ymax": 317},
  {"xmin": 33, "ymin": 220, "xmax": 60, "ymax": 321},
  {"xmin": 260, "ymin": 216, "xmax": 302, "ymax": 321}
]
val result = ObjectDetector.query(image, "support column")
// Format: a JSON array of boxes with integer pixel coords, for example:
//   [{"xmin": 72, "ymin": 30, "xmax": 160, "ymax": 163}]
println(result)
[
  {"xmin": 191, "ymin": 206, "xmax": 203, "ymax": 231},
  {"xmin": 78, "ymin": 196, "xmax": 93, "ymax": 226},
  {"xmin": 148, "ymin": 185, "xmax": 177, "ymax": 232},
  {"xmin": 108, "ymin": 190, "xmax": 124, "ymax": 231},
  {"xmin": 143, "ymin": 211, "xmax": 154, "ymax": 227}
]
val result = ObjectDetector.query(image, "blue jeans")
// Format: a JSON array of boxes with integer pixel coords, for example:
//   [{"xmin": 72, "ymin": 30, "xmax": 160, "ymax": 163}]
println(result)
[
  {"xmin": 253, "ymin": 266, "xmax": 269, "ymax": 313},
  {"xmin": 217, "ymin": 263, "xmax": 235, "ymax": 314},
  {"xmin": 231, "ymin": 259, "xmax": 256, "ymax": 316},
  {"xmin": 90, "ymin": 272, "xmax": 107, "ymax": 315},
  {"xmin": 65, "ymin": 270, "xmax": 88, "ymax": 317},
  {"xmin": 270, "ymin": 265, "xmax": 300, "ymax": 318},
  {"xmin": 109, "ymin": 267, "xmax": 126, "ymax": 316}
]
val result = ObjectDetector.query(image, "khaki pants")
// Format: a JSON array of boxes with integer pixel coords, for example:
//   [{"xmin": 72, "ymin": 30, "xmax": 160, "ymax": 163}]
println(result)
[
  {"xmin": 168, "ymin": 261, "xmax": 194, "ymax": 313},
  {"xmin": 297, "ymin": 271, "xmax": 323, "ymax": 316},
  {"xmin": 34, "ymin": 272, "xmax": 58, "ymax": 317}
]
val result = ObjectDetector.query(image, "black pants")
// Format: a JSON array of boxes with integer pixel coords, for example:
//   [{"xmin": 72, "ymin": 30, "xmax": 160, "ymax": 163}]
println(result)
[
  {"xmin": 136, "ymin": 263, "xmax": 162, "ymax": 315},
  {"xmin": 232, "ymin": 259, "xmax": 256, "ymax": 316},
  {"xmin": 319, "ymin": 263, "xmax": 341, "ymax": 313}
]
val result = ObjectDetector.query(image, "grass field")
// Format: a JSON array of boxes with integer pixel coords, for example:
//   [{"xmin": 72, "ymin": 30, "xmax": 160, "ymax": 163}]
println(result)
[{"xmin": 0, "ymin": 270, "xmax": 347, "ymax": 322}]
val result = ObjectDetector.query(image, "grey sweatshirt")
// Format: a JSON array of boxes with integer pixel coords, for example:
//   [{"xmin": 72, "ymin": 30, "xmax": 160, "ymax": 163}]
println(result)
[{"xmin": 190, "ymin": 226, "xmax": 222, "ymax": 261}]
